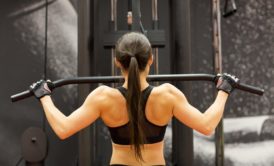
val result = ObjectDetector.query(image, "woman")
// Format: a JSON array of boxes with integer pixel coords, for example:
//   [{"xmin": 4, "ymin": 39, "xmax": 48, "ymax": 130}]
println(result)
[{"xmin": 30, "ymin": 32, "xmax": 238, "ymax": 165}]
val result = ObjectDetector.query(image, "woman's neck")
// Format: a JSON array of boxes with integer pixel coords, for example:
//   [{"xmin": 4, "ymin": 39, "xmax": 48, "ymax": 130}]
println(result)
[{"xmin": 122, "ymin": 72, "xmax": 149, "ymax": 90}]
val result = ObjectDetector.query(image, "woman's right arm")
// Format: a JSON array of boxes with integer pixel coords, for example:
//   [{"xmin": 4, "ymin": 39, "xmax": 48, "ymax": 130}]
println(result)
[{"xmin": 39, "ymin": 89, "xmax": 102, "ymax": 139}]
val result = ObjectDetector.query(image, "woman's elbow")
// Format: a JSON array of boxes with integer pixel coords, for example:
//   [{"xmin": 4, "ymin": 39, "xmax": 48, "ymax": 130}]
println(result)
[
  {"xmin": 58, "ymin": 134, "xmax": 69, "ymax": 140},
  {"xmin": 202, "ymin": 129, "xmax": 213, "ymax": 136},
  {"xmin": 56, "ymin": 128, "xmax": 71, "ymax": 140},
  {"xmin": 199, "ymin": 116, "xmax": 216, "ymax": 136},
  {"xmin": 199, "ymin": 126, "xmax": 214, "ymax": 136}
]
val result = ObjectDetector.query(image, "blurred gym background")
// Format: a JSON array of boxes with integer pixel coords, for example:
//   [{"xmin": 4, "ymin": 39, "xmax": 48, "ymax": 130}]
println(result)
[{"xmin": 0, "ymin": 0, "xmax": 273, "ymax": 165}]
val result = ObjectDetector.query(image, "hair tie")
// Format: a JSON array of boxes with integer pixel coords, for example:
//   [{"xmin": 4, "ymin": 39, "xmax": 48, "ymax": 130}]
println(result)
[{"xmin": 128, "ymin": 53, "xmax": 135, "ymax": 58}]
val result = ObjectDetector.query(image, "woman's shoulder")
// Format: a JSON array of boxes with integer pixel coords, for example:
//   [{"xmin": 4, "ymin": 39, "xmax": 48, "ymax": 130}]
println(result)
[
  {"xmin": 152, "ymin": 83, "xmax": 185, "ymax": 100},
  {"xmin": 92, "ymin": 85, "xmax": 121, "ymax": 96},
  {"xmin": 85, "ymin": 85, "xmax": 124, "ymax": 109},
  {"xmin": 86, "ymin": 85, "xmax": 122, "ymax": 101},
  {"xmin": 153, "ymin": 83, "xmax": 179, "ymax": 94}
]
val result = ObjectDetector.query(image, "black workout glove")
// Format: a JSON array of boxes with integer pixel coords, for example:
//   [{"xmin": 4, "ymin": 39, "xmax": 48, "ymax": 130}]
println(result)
[
  {"xmin": 216, "ymin": 73, "xmax": 239, "ymax": 94},
  {"xmin": 30, "ymin": 80, "xmax": 53, "ymax": 99}
]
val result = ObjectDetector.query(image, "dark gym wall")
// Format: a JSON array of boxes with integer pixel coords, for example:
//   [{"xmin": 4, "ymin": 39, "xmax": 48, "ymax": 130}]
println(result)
[
  {"xmin": 188, "ymin": 0, "xmax": 274, "ymax": 117},
  {"xmin": 191, "ymin": 0, "xmax": 214, "ymax": 108},
  {"xmin": 0, "ymin": 0, "xmax": 78, "ymax": 165},
  {"xmin": 191, "ymin": 1, "xmax": 274, "ymax": 166},
  {"xmin": 222, "ymin": 0, "xmax": 274, "ymax": 117},
  {"xmin": 221, "ymin": 2, "xmax": 274, "ymax": 164}
]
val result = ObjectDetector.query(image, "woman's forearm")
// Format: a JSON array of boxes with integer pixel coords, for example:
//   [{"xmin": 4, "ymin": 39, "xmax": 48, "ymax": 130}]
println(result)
[
  {"xmin": 203, "ymin": 91, "xmax": 229, "ymax": 134},
  {"xmin": 40, "ymin": 96, "xmax": 69, "ymax": 139}
]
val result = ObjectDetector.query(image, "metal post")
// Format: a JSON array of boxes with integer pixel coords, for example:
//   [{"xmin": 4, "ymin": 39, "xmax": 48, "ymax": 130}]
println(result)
[
  {"xmin": 131, "ymin": 0, "xmax": 141, "ymax": 31},
  {"xmin": 212, "ymin": 0, "xmax": 224, "ymax": 165},
  {"xmin": 152, "ymin": 0, "xmax": 159, "ymax": 85},
  {"xmin": 111, "ymin": 0, "xmax": 118, "ymax": 79},
  {"xmin": 78, "ymin": 0, "xmax": 93, "ymax": 165},
  {"xmin": 171, "ymin": 0, "xmax": 193, "ymax": 165}
]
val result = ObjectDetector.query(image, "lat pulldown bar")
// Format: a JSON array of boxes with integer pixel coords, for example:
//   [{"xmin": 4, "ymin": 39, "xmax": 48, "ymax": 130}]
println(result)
[{"xmin": 11, "ymin": 74, "xmax": 264, "ymax": 102}]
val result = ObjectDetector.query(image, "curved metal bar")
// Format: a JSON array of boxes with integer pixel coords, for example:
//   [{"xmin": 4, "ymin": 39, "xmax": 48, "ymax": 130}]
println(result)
[{"xmin": 10, "ymin": 74, "xmax": 264, "ymax": 102}]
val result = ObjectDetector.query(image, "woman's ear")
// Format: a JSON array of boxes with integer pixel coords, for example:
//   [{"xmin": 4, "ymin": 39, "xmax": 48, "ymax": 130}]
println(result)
[
  {"xmin": 115, "ymin": 57, "xmax": 122, "ymax": 68},
  {"xmin": 148, "ymin": 54, "xmax": 154, "ymax": 66}
]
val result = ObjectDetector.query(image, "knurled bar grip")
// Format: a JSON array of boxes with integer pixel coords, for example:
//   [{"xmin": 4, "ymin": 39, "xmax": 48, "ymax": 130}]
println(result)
[{"xmin": 10, "ymin": 74, "xmax": 264, "ymax": 102}]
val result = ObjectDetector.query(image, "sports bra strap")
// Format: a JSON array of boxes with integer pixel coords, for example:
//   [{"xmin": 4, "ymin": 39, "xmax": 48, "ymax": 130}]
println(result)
[{"xmin": 108, "ymin": 85, "xmax": 167, "ymax": 145}]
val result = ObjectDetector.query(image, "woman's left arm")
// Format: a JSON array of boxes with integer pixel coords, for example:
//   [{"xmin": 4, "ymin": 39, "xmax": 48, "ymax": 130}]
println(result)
[{"xmin": 171, "ymin": 73, "xmax": 238, "ymax": 135}]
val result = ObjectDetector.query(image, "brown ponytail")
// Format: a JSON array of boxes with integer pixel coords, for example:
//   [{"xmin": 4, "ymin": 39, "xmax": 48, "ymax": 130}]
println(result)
[
  {"xmin": 115, "ymin": 32, "xmax": 152, "ymax": 161},
  {"xmin": 127, "ymin": 56, "xmax": 145, "ymax": 160}
]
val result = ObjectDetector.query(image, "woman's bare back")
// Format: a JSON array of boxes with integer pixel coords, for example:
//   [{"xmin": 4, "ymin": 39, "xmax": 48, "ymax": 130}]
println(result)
[{"xmin": 100, "ymin": 84, "xmax": 174, "ymax": 165}]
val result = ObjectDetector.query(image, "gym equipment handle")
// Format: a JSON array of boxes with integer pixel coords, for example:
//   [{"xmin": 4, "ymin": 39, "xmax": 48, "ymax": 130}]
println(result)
[{"xmin": 10, "ymin": 74, "xmax": 264, "ymax": 102}]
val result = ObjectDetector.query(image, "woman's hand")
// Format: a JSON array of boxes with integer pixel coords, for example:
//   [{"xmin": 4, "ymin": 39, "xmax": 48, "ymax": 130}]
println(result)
[
  {"xmin": 216, "ymin": 73, "xmax": 239, "ymax": 94},
  {"xmin": 30, "ymin": 80, "xmax": 53, "ymax": 99}
]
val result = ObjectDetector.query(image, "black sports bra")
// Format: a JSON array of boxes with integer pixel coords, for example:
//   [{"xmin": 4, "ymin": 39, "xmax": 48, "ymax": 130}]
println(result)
[{"xmin": 107, "ymin": 85, "xmax": 167, "ymax": 145}]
